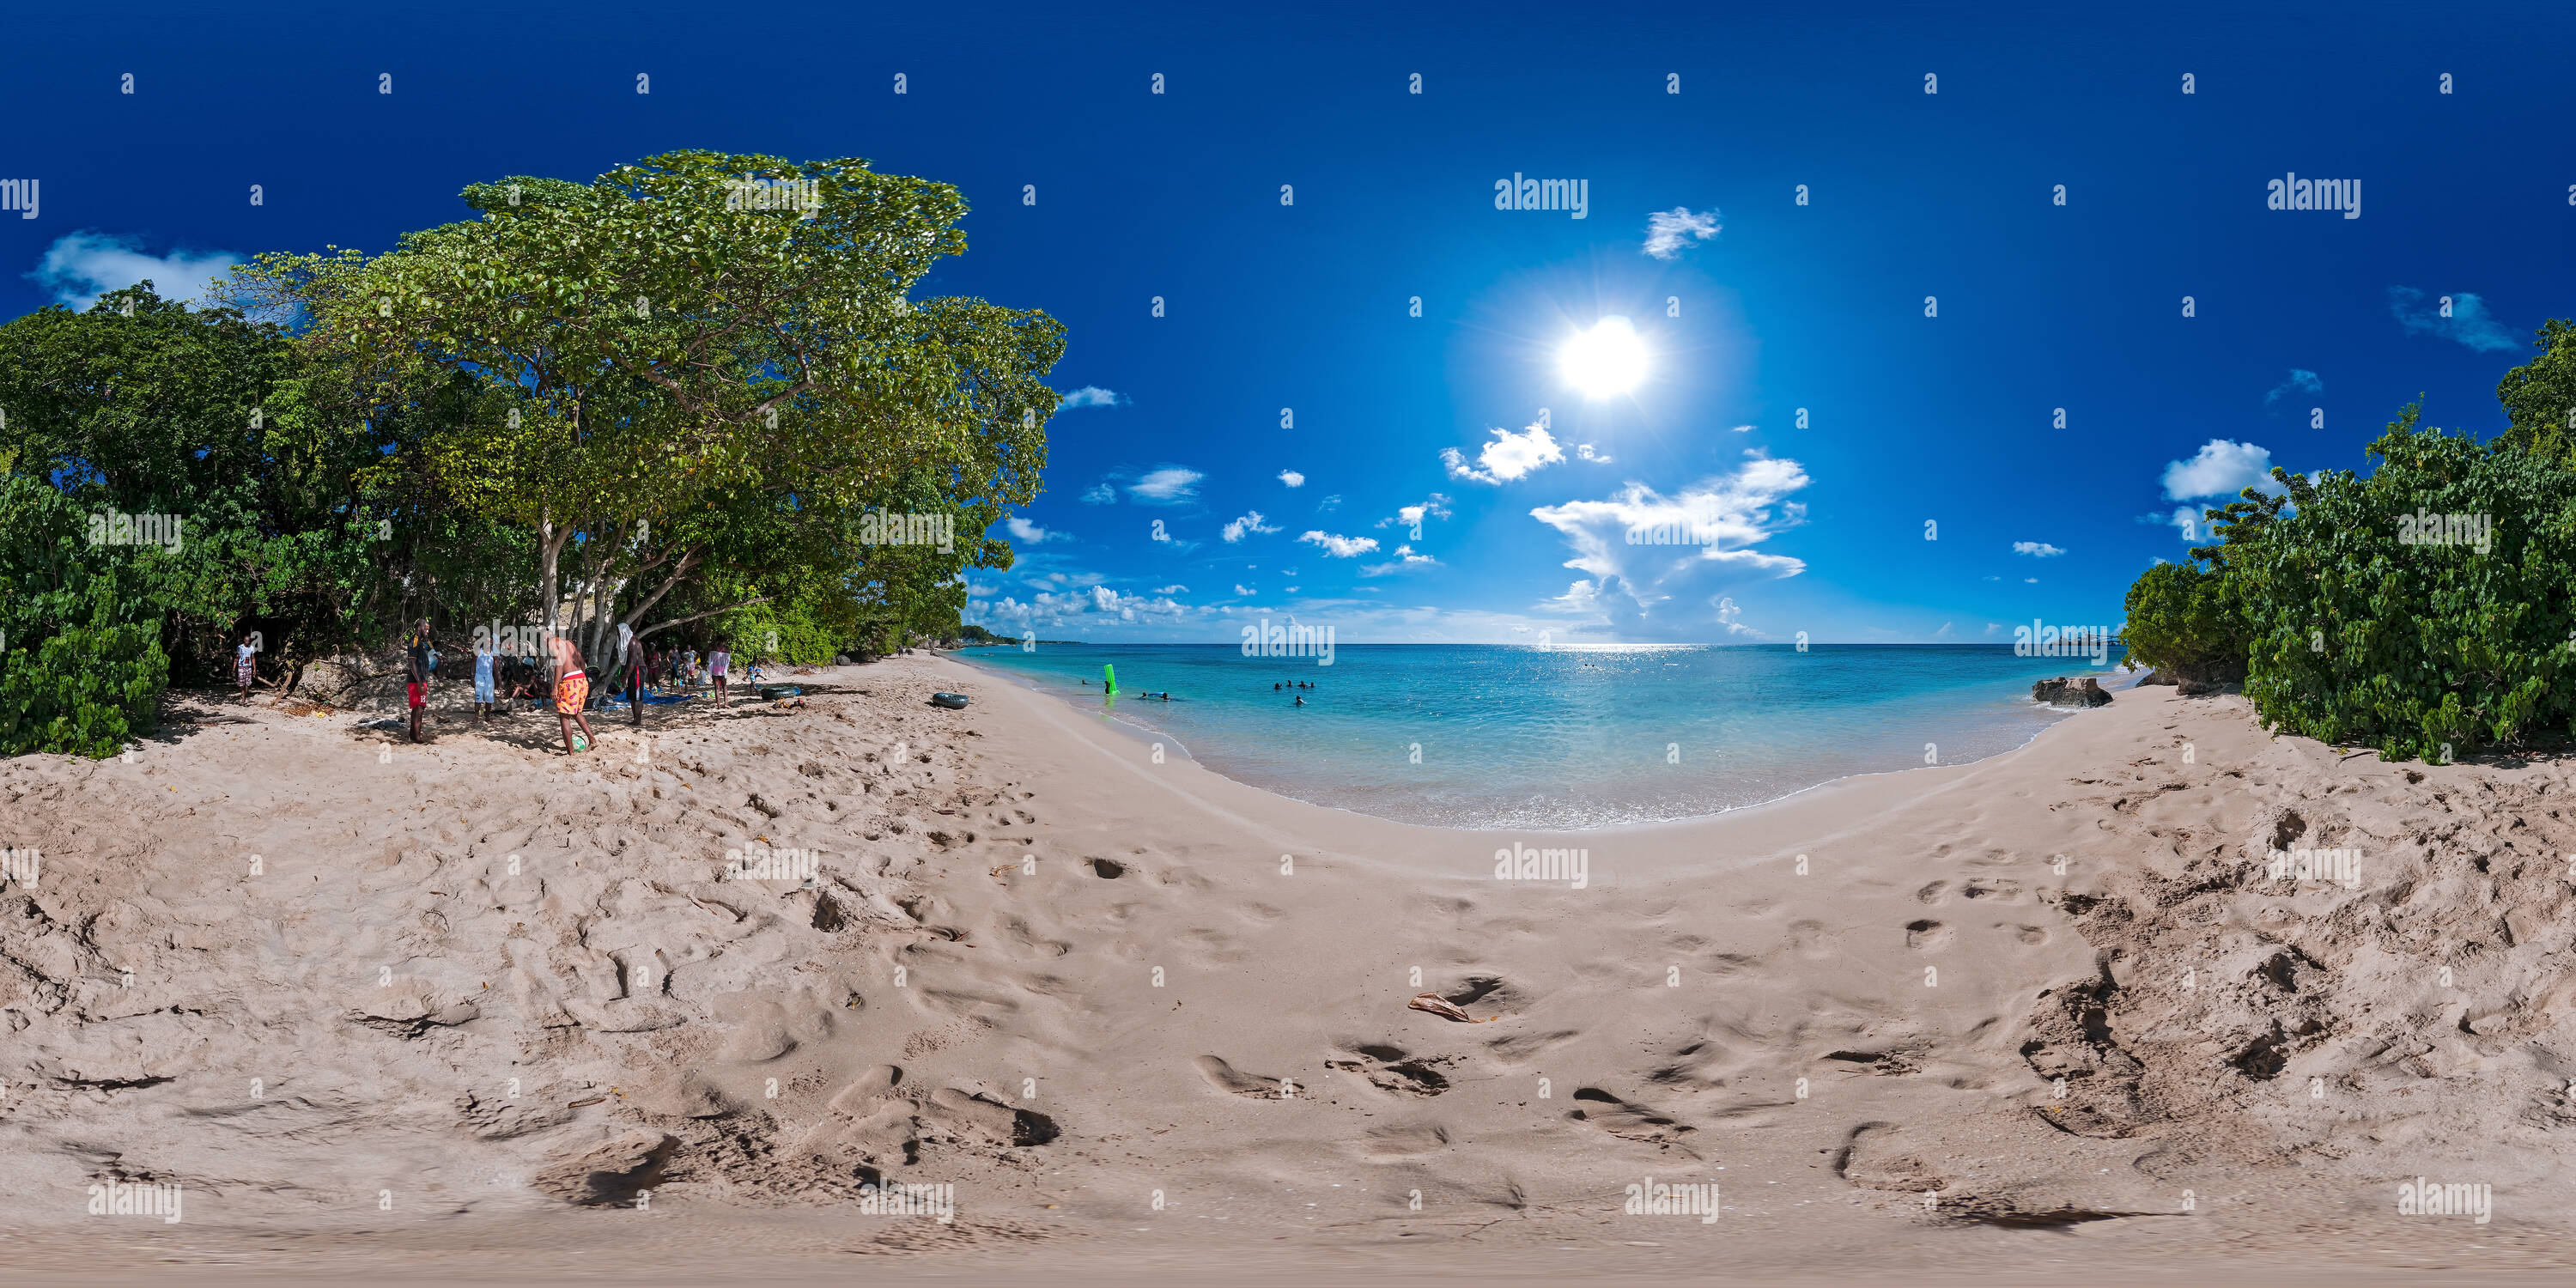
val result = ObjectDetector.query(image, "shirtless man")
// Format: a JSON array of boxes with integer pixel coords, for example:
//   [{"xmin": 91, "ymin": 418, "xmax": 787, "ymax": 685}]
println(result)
[{"xmin": 550, "ymin": 630, "xmax": 596, "ymax": 755}]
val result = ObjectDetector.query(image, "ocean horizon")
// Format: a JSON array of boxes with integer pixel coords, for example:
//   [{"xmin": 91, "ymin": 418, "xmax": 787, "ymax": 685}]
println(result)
[{"xmin": 957, "ymin": 642, "xmax": 2129, "ymax": 830}]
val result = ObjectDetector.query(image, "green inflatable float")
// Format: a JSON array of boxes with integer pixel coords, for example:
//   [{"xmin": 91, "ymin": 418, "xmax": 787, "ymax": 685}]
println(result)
[{"xmin": 1102, "ymin": 663, "xmax": 1119, "ymax": 696}]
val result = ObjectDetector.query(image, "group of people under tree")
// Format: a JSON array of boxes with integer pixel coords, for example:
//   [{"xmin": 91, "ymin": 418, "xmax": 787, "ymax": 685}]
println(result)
[{"xmin": 228, "ymin": 618, "xmax": 757, "ymax": 756}]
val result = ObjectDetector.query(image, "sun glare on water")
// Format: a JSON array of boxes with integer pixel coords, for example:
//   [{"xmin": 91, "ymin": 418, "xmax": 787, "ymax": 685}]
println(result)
[{"xmin": 1559, "ymin": 316, "xmax": 1649, "ymax": 398}]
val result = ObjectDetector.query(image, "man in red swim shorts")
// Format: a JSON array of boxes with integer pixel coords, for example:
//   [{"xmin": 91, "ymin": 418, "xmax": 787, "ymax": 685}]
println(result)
[{"xmin": 550, "ymin": 630, "xmax": 596, "ymax": 756}]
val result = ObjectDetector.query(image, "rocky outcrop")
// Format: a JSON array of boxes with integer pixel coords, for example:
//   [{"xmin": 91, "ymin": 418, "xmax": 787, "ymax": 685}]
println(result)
[{"xmin": 2032, "ymin": 677, "xmax": 2111, "ymax": 707}]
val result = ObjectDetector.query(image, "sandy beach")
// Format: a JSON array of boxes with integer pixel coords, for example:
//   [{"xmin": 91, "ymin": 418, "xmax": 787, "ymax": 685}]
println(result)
[{"xmin": 3, "ymin": 654, "xmax": 2573, "ymax": 1284}]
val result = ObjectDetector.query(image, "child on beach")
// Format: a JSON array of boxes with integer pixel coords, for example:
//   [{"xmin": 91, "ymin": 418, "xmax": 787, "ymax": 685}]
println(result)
[
  {"xmin": 472, "ymin": 637, "xmax": 495, "ymax": 722},
  {"xmin": 404, "ymin": 629, "xmax": 432, "ymax": 743},
  {"xmin": 234, "ymin": 634, "xmax": 258, "ymax": 702}
]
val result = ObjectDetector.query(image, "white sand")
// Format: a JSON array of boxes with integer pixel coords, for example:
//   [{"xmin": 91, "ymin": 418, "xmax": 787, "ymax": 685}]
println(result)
[{"xmin": 2, "ymin": 654, "xmax": 2572, "ymax": 1282}]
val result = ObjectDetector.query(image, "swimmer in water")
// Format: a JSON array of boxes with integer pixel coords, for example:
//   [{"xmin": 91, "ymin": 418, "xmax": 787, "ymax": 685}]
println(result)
[{"xmin": 1294, "ymin": 694, "xmax": 1304, "ymax": 707}]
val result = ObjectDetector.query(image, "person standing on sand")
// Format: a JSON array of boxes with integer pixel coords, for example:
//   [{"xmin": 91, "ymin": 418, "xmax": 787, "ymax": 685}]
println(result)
[
  {"xmin": 234, "ymin": 633, "xmax": 258, "ymax": 702},
  {"xmin": 550, "ymin": 632, "xmax": 595, "ymax": 755},
  {"xmin": 708, "ymin": 642, "xmax": 731, "ymax": 707},
  {"xmin": 404, "ymin": 630, "xmax": 432, "ymax": 743},
  {"xmin": 472, "ymin": 636, "xmax": 496, "ymax": 723}
]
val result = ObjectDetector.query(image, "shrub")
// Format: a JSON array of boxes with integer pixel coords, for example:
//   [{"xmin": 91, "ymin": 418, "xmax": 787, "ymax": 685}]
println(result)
[
  {"xmin": 0, "ymin": 478, "xmax": 170, "ymax": 757},
  {"xmin": 2219, "ymin": 408, "xmax": 2576, "ymax": 762},
  {"xmin": 2121, "ymin": 558, "xmax": 2248, "ymax": 684}
]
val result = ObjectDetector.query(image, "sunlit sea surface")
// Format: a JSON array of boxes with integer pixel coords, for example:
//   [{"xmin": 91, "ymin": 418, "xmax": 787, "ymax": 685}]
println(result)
[{"xmin": 957, "ymin": 643, "xmax": 2128, "ymax": 831}]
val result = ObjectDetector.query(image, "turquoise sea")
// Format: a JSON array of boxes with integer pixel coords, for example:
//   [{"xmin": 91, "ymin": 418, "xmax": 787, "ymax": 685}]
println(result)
[{"xmin": 956, "ymin": 643, "xmax": 2129, "ymax": 830}]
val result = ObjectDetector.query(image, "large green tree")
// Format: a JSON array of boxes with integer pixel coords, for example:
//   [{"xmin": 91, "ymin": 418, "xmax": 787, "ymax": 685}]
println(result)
[{"xmin": 256, "ymin": 150, "xmax": 1061, "ymax": 666}]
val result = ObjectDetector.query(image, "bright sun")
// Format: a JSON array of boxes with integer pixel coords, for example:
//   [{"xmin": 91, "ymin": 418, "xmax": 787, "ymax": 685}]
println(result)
[{"xmin": 1559, "ymin": 317, "xmax": 1649, "ymax": 398}]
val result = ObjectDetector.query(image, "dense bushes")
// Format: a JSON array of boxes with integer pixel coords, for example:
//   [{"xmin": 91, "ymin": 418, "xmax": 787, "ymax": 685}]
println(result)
[
  {"xmin": 0, "ymin": 477, "xmax": 169, "ymax": 756},
  {"xmin": 2120, "ymin": 559, "xmax": 2248, "ymax": 686},
  {"xmin": 2138, "ymin": 401, "xmax": 2576, "ymax": 762}
]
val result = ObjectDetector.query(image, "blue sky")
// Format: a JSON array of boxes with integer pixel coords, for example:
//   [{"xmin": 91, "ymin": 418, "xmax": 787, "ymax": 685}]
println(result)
[{"xmin": 4, "ymin": 1, "xmax": 2569, "ymax": 643}]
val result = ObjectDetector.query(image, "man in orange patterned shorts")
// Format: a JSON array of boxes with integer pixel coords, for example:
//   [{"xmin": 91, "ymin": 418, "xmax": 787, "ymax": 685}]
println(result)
[{"xmin": 549, "ymin": 630, "xmax": 596, "ymax": 756}]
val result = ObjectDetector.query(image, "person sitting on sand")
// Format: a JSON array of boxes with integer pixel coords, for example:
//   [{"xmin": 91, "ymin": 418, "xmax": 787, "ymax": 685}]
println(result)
[
  {"xmin": 550, "ymin": 633, "xmax": 595, "ymax": 755},
  {"xmin": 234, "ymin": 632, "xmax": 258, "ymax": 702}
]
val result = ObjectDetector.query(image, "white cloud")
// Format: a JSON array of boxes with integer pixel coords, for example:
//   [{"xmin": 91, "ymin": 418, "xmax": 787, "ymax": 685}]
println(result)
[
  {"xmin": 1316, "ymin": 494, "xmax": 1341, "ymax": 512},
  {"xmin": 2263, "ymin": 369, "xmax": 2323, "ymax": 407},
  {"xmin": 1442, "ymin": 422, "xmax": 1564, "ymax": 484},
  {"xmin": 1277, "ymin": 470, "xmax": 1305, "ymax": 488},
  {"xmin": 2011, "ymin": 541, "xmax": 2065, "ymax": 557},
  {"xmin": 1127, "ymin": 467, "xmax": 1204, "ymax": 504},
  {"xmin": 975, "ymin": 580, "xmax": 1193, "ymax": 632},
  {"xmin": 1299, "ymin": 531, "xmax": 1381, "ymax": 558},
  {"xmin": 1577, "ymin": 443, "xmax": 1613, "ymax": 463},
  {"xmin": 1730, "ymin": 424, "xmax": 1754, "ymax": 433},
  {"xmin": 32, "ymin": 232, "xmax": 242, "ymax": 309},
  {"xmin": 1233, "ymin": 584, "xmax": 1255, "ymax": 596},
  {"xmin": 1055, "ymin": 386, "xmax": 1126, "ymax": 409},
  {"xmin": 1380, "ymin": 493, "xmax": 1455, "ymax": 531},
  {"xmin": 1081, "ymin": 482, "xmax": 1119, "ymax": 505},
  {"xmin": 1528, "ymin": 451, "xmax": 1812, "ymax": 639},
  {"xmin": 1005, "ymin": 516, "xmax": 1056, "ymax": 544},
  {"xmin": 1712, "ymin": 596, "xmax": 1754, "ymax": 636},
  {"xmin": 1153, "ymin": 584, "xmax": 1188, "ymax": 594},
  {"xmin": 1984, "ymin": 623, "xmax": 2002, "ymax": 636},
  {"xmin": 1360, "ymin": 544, "xmax": 1439, "ymax": 576},
  {"xmin": 2161, "ymin": 440, "xmax": 2279, "ymax": 501},
  {"xmin": 1221, "ymin": 510, "xmax": 1281, "ymax": 543},
  {"xmin": 1643, "ymin": 206, "xmax": 1722, "ymax": 260},
  {"xmin": 2390, "ymin": 287, "xmax": 2521, "ymax": 353}
]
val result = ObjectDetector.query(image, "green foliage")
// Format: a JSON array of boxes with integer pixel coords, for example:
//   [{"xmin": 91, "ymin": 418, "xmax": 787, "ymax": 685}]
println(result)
[
  {"xmin": 0, "ymin": 477, "xmax": 167, "ymax": 756},
  {"xmin": 0, "ymin": 283, "xmax": 407, "ymax": 683},
  {"xmin": 2120, "ymin": 558, "xmax": 2248, "ymax": 683},
  {"xmin": 2495, "ymin": 319, "xmax": 2576, "ymax": 461},
  {"xmin": 2215, "ymin": 404, "xmax": 2576, "ymax": 761}
]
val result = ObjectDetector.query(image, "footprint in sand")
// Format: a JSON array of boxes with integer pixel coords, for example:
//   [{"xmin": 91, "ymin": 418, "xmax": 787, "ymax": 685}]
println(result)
[
  {"xmin": 1194, "ymin": 1054, "xmax": 1298, "ymax": 1100},
  {"xmin": 1565, "ymin": 1087, "xmax": 1696, "ymax": 1148},
  {"xmin": 2013, "ymin": 925, "xmax": 2050, "ymax": 945},
  {"xmin": 1960, "ymin": 878, "xmax": 2025, "ymax": 902},
  {"xmin": 1916, "ymin": 880, "xmax": 1949, "ymax": 905},
  {"xmin": 1904, "ymin": 919, "xmax": 1952, "ymax": 950},
  {"xmin": 1785, "ymin": 920, "xmax": 1836, "ymax": 960},
  {"xmin": 1325, "ymin": 1044, "xmax": 1453, "ymax": 1097}
]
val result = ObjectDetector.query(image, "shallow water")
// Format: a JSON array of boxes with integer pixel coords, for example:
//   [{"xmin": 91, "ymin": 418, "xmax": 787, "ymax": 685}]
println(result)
[{"xmin": 958, "ymin": 643, "xmax": 2127, "ymax": 830}]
